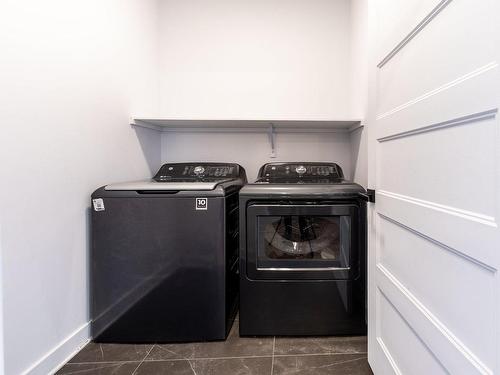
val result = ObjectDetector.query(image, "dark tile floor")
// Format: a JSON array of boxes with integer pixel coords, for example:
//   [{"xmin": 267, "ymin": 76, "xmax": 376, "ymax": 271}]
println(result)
[{"xmin": 57, "ymin": 317, "xmax": 372, "ymax": 375}]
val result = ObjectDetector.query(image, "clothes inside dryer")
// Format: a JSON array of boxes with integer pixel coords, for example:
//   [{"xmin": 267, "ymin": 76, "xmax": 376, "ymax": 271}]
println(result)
[
  {"xmin": 263, "ymin": 216, "xmax": 340, "ymax": 259},
  {"xmin": 257, "ymin": 213, "xmax": 353, "ymax": 273}
]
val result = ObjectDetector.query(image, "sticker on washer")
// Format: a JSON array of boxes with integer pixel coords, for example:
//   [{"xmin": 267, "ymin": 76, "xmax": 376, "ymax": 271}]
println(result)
[
  {"xmin": 195, "ymin": 198, "xmax": 208, "ymax": 210},
  {"xmin": 92, "ymin": 198, "xmax": 105, "ymax": 211}
]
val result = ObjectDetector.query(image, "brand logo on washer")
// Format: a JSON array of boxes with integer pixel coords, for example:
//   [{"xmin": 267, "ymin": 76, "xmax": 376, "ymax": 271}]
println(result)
[{"xmin": 196, "ymin": 198, "xmax": 208, "ymax": 210}]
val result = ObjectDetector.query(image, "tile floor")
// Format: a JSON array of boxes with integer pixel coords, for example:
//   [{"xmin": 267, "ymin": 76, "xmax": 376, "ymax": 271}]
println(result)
[{"xmin": 57, "ymin": 317, "xmax": 372, "ymax": 375}]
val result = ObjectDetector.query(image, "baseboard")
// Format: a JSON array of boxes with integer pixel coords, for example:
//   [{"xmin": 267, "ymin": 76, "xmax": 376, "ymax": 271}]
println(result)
[{"xmin": 20, "ymin": 322, "xmax": 90, "ymax": 375}]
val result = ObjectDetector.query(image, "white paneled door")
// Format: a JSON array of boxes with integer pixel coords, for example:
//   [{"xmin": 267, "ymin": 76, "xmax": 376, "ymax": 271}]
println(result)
[{"xmin": 368, "ymin": 0, "xmax": 500, "ymax": 374}]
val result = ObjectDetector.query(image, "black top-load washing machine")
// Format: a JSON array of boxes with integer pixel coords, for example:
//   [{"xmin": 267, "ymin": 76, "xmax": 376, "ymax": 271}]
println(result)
[
  {"xmin": 239, "ymin": 162, "xmax": 367, "ymax": 336},
  {"xmin": 91, "ymin": 163, "xmax": 246, "ymax": 343}
]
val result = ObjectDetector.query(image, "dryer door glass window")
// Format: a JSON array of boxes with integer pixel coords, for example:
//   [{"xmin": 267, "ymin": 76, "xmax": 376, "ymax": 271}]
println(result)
[
  {"xmin": 247, "ymin": 204, "xmax": 359, "ymax": 280},
  {"xmin": 257, "ymin": 215, "xmax": 351, "ymax": 270}
]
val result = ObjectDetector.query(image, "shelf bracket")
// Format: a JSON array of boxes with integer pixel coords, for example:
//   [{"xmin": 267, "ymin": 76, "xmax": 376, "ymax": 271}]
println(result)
[{"xmin": 268, "ymin": 123, "xmax": 276, "ymax": 158}]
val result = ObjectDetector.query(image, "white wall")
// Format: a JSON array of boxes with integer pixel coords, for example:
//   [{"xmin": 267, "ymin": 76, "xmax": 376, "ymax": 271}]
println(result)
[
  {"xmin": 157, "ymin": 0, "xmax": 368, "ymax": 184},
  {"xmin": 157, "ymin": 0, "xmax": 353, "ymax": 120},
  {"xmin": 348, "ymin": 0, "xmax": 370, "ymax": 188},
  {"xmin": 349, "ymin": 127, "xmax": 367, "ymax": 186},
  {"xmin": 0, "ymin": 1, "xmax": 161, "ymax": 374},
  {"xmin": 0, "ymin": 226, "xmax": 4, "ymax": 375},
  {"xmin": 0, "ymin": 1, "xmax": 369, "ymax": 373},
  {"xmin": 161, "ymin": 131, "xmax": 353, "ymax": 181}
]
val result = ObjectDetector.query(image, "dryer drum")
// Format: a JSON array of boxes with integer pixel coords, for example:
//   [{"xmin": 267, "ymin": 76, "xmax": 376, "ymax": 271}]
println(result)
[{"xmin": 263, "ymin": 216, "xmax": 340, "ymax": 259}]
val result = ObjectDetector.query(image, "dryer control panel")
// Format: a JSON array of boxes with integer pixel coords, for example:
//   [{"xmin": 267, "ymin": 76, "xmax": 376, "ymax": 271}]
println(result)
[
  {"xmin": 154, "ymin": 163, "xmax": 244, "ymax": 181},
  {"xmin": 258, "ymin": 162, "xmax": 344, "ymax": 179}
]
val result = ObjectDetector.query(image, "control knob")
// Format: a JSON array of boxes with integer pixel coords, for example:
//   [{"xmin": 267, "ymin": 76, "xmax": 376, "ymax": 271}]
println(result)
[
  {"xmin": 193, "ymin": 166, "xmax": 205, "ymax": 175},
  {"xmin": 295, "ymin": 165, "xmax": 307, "ymax": 175}
]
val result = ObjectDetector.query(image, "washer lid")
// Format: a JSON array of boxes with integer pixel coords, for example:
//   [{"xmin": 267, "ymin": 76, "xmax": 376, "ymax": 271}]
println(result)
[
  {"xmin": 104, "ymin": 179, "xmax": 231, "ymax": 191},
  {"xmin": 239, "ymin": 180, "xmax": 366, "ymax": 197}
]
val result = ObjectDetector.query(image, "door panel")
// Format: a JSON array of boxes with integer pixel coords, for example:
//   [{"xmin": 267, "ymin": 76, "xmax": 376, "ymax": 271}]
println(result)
[
  {"xmin": 378, "ymin": 115, "xmax": 497, "ymax": 216},
  {"xmin": 377, "ymin": 289, "xmax": 448, "ymax": 375},
  {"xmin": 376, "ymin": 191, "xmax": 497, "ymax": 266},
  {"xmin": 375, "ymin": 0, "xmax": 443, "ymax": 65},
  {"xmin": 377, "ymin": 216, "xmax": 496, "ymax": 366},
  {"xmin": 369, "ymin": 0, "xmax": 500, "ymax": 374},
  {"xmin": 377, "ymin": 0, "xmax": 495, "ymax": 117}
]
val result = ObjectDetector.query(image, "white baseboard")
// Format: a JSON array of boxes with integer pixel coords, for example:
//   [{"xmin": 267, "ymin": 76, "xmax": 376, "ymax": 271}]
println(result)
[{"xmin": 20, "ymin": 322, "xmax": 90, "ymax": 375}]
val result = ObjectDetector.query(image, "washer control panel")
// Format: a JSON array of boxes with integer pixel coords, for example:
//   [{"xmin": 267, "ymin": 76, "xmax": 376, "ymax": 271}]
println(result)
[
  {"xmin": 259, "ymin": 162, "xmax": 344, "ymax": 179},
  {"xmin": 154, "ymin": 163, "xmax": 241, "ymax": 181}
]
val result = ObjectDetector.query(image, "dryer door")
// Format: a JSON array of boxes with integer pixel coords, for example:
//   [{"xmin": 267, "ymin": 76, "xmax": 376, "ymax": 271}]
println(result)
[{"xmin": 246, "ymin": 203, "xmax": 361, "ymax": 280}]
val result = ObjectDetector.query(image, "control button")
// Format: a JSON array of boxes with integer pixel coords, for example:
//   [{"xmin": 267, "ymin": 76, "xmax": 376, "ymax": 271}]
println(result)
[
  {"xmin": 193, "ymin": 166, "xmax": 205, "ymax": 175},
  {"xmin": 296, "ymin": 165, "xmax": 307, "ymax": 175}
]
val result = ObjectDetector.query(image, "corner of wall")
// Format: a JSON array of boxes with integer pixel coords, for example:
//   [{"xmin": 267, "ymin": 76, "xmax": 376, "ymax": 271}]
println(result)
[
  {"xmin": 159, "ymin": 131, "xmax": 166, "ymax": 163},
  {"xmin": 0, "ymin": 224, "xmax": 4, "ymax": 375},
  {"xmin": 22, "ymin": 324, "xmax": 90, "ymax": 375},
  {"xmin": 349, "ymin": 126, "xmax": 368, "ymax": 187},
  {"xmin": 132, "ymin": 126, "xmax": 163, "ymax": 176},
  {"xmin": 348, "ymin": 0, "xmax": 370, "ymax": 187}
]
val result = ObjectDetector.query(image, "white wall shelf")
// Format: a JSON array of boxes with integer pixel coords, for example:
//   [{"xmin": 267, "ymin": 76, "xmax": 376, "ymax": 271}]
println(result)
[
  {"xmin": 131, "ymin": 117, "xmax": 364, "ymax": 160},
  {"xmin": 130, "ymin": 117, "xmax": 363, "ymax": 133}
]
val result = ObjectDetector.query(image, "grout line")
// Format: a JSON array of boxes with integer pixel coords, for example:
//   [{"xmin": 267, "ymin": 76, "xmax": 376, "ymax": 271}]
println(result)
[
  {"xmin": 142, "ymin": 352, "xmax": 368, "ymax": 361},
  {"xmin": 274, "ymin": 352, "xmax": 368, "ymax": 358},
  {"xmin": 58, "ymin": 362, "xmax": 132, "ymax": 375},
  {"xmin": 131, "ymin": 345, "xmax": 155, "ymax": 375},
  {"xmin": 66, "ymin": 360, "xmax": 143, "ymax": 365},
  {"xmin": 270, "ymin": 337, "xmax": 276, "ymax": 375},
  {"xmin": 66, "ymin": 351, "xmax": 369, "ymax": 365}
]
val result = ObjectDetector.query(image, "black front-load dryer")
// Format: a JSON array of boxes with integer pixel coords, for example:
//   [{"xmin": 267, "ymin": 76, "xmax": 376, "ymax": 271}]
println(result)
[
  {"xmin": 239, "ymin": 162, "xmax": 367, "ymax": 336},
  {"xmin": 91, "ymin": 163, "xmax": 246, "ymax": 343}
]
